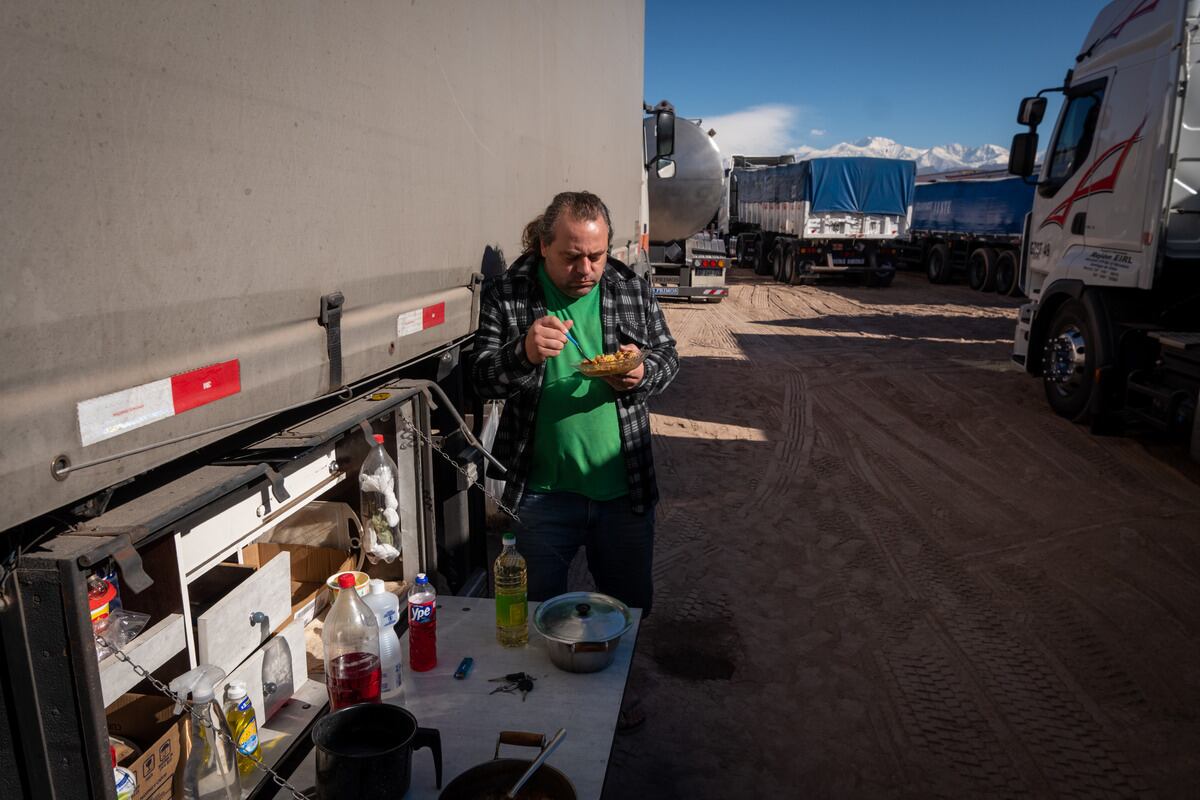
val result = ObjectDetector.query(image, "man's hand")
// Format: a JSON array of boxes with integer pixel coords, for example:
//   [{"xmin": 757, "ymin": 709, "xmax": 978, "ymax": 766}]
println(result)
[
  {"xmin": 601, "ymin": 343, "xmax": 644, "ymax": 392},
  {"xmin": 524, "ymin": 316, "xmax": 573, "ymax": 365}
]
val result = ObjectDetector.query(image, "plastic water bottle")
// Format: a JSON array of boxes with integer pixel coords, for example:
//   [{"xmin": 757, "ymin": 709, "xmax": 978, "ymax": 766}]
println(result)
[
  {"xmin": 364, "ymin": 579, "xmax": 404, "ymax": 701},
  {"xmin": 359, "ymin": 434, "xmax": 401, "ymax": 563},
  {"xmin": 494, "ymin": 533, "xmax": 528, "ymax": 647},
  {"xmin": 407, "ymin": 573, "xmax": 437, "ymax": 672},
  {"xmin": 168, "ymin": 665, "xmax": 239, "ymax": 800},
  {"xmin": 322, "ymin": 572, "xmax": 382, "ymax": 710}
]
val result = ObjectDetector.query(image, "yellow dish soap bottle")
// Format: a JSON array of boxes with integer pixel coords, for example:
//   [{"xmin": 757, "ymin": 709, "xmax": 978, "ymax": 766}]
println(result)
[{"xmin": 223, "ymin": 681, "xmax": 262, "ymax": 776}]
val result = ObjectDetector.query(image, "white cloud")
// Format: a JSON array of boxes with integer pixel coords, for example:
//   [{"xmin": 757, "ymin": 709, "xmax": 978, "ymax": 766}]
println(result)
[
  {"xmin": 810, "ymin": 128, "xmax": 827, "ymax": 137},
  {"xmin": 704, "ymin": 104, "xmax": 804, "ymax": 157}
]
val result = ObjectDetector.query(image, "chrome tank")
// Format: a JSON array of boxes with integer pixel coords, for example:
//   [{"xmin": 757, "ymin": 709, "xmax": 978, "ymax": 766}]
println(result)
[{"xmin": 645, "ymin": 116, "xmax": 724, "ymax": 243}]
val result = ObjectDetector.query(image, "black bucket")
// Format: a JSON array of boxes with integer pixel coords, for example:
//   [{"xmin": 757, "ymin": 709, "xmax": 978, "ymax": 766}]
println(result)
[{"xmin": 312, "ymin": 703, "xmax": 442, "ymax": 799}]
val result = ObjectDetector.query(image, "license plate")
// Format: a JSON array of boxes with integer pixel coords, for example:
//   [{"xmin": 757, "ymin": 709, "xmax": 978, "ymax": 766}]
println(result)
[
  {"xmin": 693, "ymin": 268, "xmax": 722, "ymax": 276},
  {"xmin": 653, "ymin": 287, "xmax": 679, "ymax": 295},
  {"xmin": 833, "ymin": 258, "xmax": 865, "ymax": 265}
]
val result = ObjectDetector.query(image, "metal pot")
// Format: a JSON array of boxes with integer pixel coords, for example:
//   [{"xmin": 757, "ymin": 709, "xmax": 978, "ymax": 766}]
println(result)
[
  {"xmin": 533, "ymin": 592, "xmax": 633, "ymax": 674},
  {"xmin": 439, "ymin": 731, "xmax": 576, "ymax": 800}
]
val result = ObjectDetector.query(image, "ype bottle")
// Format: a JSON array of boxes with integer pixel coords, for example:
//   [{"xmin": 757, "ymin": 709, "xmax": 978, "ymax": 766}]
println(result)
[
  {"xmin": 363, "ymin": 578, "xmax": 404, "ymax": 701},
  {"xmin": 494, "ymin": 533, "xmax": 528, "ymax": 647},
  {"xmin": 408, "ymin": 573, "xmax": 437, "ymax": 671},
  {"xmin": 322, "ymin": 572, "xmax": 382, "ymax": 710}
]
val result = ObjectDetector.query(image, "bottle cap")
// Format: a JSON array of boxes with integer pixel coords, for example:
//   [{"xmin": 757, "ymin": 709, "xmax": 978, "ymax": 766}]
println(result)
[
  {"xmin": 502, "ymin": 533, "xmax": 516, "ymax": 546},
  {"xmin": 369, "ymin": 578, "xmax": 386, "ymax": 595},
  {"xmin": 226, "ymin": 680, "xmax": 247, "ymax": 701},
  {"xmin": 415, "ymin": 573, "xmax": 428, "ymax": 585},
  {"xmin": 374, "ymin": 434, "xmax": 385, "ymax": 444},
  {"xmin": 338, "ymin": 572, "xmax": 356, "ymax": 589}
]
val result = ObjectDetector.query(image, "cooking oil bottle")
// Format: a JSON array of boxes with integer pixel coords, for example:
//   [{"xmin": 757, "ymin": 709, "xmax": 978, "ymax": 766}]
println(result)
[{"xmin": 494, "ymin": 533, "xmax": 528, "ymax": 647}]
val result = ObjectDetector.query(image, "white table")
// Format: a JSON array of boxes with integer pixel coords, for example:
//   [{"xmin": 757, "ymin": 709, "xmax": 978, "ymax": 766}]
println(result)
[{"xmin": 291, "ymin": 596, "xmax": 640, "ymax": 799}]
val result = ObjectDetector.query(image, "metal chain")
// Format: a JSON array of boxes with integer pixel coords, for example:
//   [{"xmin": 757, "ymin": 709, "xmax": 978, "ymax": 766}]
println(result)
[
  {"xmin": 400, "ymin": 415, "xmax": 521, "ymax": 523},
  {"xmin": 97, "ymin": 634, "xmax": 312, "ymax": 800}
]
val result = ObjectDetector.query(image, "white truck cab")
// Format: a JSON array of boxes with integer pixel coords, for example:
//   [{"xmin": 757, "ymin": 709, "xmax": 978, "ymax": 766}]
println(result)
[{"xmin": 1009, "ymin": 0, "xmax": 1200, "ymax": 451}]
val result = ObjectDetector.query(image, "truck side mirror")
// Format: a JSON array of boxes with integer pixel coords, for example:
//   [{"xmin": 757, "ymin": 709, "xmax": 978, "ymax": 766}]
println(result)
[
  {"xmin": 655, "ymin": 158, "xmax": 676, "ymax": 179},
  {"xmin": 655, "ymin": 109, "xmax": 675, "ymax": 159},
  {"xmin": 1009, "ymin": 132, "xmax": 1039, "ymax": 178},
  {"xmin": 1017, "ymin": 97, "xmax": 1046, "ymax": 128}
]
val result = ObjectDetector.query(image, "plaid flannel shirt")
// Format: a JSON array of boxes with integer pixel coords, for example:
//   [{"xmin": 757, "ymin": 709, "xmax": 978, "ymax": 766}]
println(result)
[{"xmin": 470, "ymin": 252, "xmax": 679, "ymax": 514}]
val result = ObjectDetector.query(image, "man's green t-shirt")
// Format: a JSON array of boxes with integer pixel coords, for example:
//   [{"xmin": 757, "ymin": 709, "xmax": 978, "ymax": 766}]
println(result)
[{"xmin": 527, "ymin": 263, "xmax": 628, "ymax": 500}]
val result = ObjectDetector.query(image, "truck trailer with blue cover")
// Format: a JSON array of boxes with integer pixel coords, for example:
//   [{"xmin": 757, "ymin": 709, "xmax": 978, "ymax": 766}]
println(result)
[
  {"xmin": 727, "ymin": 156, "xmax": 916, "ymax": 287},
  {"xmin": 896, "ymin": 174, "xmax": 1036, "ymax": 295}
]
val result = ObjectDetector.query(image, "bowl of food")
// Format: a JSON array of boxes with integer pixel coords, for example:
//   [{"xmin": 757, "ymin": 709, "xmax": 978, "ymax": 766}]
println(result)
[{"xmin": 573, "ymin": 349, "xmax": 646, "ymax": 378}]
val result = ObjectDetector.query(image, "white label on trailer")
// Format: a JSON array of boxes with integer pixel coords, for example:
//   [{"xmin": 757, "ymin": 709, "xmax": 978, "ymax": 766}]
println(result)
[
  {"xmin": 77, "ymin": 380, "xmax": 174, "ymax": 447},
  {"xmin": 397, "ymin": 309, "xmax": 424, "ymax": 337}
]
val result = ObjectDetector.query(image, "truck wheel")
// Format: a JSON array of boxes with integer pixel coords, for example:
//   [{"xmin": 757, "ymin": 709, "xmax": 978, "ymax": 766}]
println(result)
[
  {"xmin": 1042, "ymin": 298, "xmax": 1101, "ymax": 421},
  {"xmin": 967, "ymin": 247, "xmax": 997, "ymax": 292},
  {"xmin": 772, "ymin": 242, "xmax": 787, "ymax": 282},
  {"xmin": 927, "ymin": 244, "xmax": 952, "ymax": 284},
  {"xmin": 782, "ymin": 245, "xmax": 797, "ymax": 284},
  {"xmin": 994, "ymin": 251, "xmax": 1020, "ymax": 296},
  {"xmin": 753, "ymin": 235, "xmax": 771, "ymax": 275}
]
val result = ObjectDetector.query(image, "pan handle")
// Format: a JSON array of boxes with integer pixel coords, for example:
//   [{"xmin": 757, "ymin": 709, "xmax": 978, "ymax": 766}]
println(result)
[{"xmin": 494, "ymin": 730, "xmax": 546, "ymax": 759}]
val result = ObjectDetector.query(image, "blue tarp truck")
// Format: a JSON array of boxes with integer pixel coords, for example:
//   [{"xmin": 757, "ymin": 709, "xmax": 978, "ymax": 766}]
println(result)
[
  {"xmin": 896, "ymin": 172, "xmax": 1036, "ymax": 295},
  {"xmin": 727, "ymin": 156, "xmax": 916, "ymax": 287}
]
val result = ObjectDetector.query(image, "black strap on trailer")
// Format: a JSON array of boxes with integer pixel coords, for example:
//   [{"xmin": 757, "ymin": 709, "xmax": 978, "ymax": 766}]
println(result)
[{"xmin": 318, "ymin": 291, "xmax": 346, "ymax": 391}]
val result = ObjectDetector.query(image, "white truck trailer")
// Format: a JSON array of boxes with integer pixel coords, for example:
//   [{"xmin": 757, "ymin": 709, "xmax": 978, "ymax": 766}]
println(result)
[
  {"xmin": 1007, "ymin": 0, "xmax": 1200, "ymax": 454},
  {"xmin": 0, "ymin": 2, "xmax": 661, "ymax": 797},
  {"xmin": 728, "ymin": 157, "xmax": 916, "ymax": 287}
]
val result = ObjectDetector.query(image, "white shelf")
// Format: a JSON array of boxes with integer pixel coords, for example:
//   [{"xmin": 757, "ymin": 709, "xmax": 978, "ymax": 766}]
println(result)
[{"xmin": 100, "ymin": 613, "xmax": 186, "ymax": 708}]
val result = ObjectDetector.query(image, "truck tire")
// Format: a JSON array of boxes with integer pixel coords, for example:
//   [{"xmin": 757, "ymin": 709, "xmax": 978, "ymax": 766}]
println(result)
[
  {"xmin": 927, "ymin": 244, "xmax": 952, "ymax": 284},
  {"xmin": 735, "ymin": 236, "xmax": 746, "ymax": 266},
  {"xmin": 772, "ymin": 242, "xmax": 787, "ymax": 282},
  {"xmin": 782, "ymin": 245, "xmax": 797, "ymax": 284},
  {"xmin": 1042, "ymin": 298, "xmax": 1103, "ymax": 421},
  {"xmin": 753, "ymin": 235, "xmax": 772, "ymax": 275},
  {"xmin": 967, "ymin": 247, "xmax": 997, "ymax": 292},
  {"xmin": 994, "ymin": 251, "xmax": 1020, "ymax": 296}
]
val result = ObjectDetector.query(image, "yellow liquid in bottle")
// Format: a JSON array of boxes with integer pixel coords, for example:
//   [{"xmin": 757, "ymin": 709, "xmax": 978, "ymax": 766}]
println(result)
[{"xmin": 495, "ymin": 540, "xmax": 528, "ymax": 647}]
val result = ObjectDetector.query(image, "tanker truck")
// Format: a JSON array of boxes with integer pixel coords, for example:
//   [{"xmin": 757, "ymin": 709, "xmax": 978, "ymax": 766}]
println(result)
[
  {"xmin": 641, "ymin": 105, "xmax": 730, "ymax": 302},
  {"xmin": 0, "ymin": 2, "xmax": 660, "ymax": 798},
  {"xmin": 1007, "ymin": 0, "xmax": 1200, "ymax": 457}
]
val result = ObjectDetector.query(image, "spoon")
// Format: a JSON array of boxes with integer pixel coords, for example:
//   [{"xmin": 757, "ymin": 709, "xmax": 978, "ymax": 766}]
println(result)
[
  {"xmin": 563, "ymin": 329, "xmax": 590, "ymax": 361},
  {"xmin": 504, "ymin": 728, "xmax": 566, "ymax": 799}
]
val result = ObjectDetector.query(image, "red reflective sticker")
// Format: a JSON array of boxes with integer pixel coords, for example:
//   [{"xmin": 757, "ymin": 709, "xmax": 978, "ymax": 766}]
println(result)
[
  {"xmin": 423, "ymin": 302, "xmax": 445, "ymax": 329},
  {"xmin": 170, "ymin": 360, "xmax": 240, "ymax": 414}
]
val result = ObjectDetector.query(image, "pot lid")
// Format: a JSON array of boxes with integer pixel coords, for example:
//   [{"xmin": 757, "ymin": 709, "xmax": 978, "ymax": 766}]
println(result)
[{"xmin": 534, "ymin": 592, "xmax": 632, "ymax": 643}]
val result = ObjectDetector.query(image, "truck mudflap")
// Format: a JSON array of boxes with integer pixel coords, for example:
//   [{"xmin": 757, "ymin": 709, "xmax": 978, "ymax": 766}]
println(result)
[{"xmin": 1013, "ymin": 302, "xmax": 1035, "ymax": 367}]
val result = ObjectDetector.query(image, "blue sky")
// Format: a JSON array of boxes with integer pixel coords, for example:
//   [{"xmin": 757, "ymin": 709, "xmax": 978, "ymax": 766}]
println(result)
[{"xmin": 645, "ymin": 0, "xmax": 1102, "ymax": 153}]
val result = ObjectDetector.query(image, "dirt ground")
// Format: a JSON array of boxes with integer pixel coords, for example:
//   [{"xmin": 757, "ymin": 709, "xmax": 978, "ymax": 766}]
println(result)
[{"xmin": 590, "ymin": 268, "xmax": 1200, "ymax": 799}]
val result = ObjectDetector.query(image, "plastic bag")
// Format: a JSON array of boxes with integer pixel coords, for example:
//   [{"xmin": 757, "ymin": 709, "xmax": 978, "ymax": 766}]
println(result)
[
  {"xmin": 94, "ymin": 609, "xmax": 151, "ymax": 662},
  {"xmin": 481, "ymin": 401, "xmax": 506, "ymax": 503}
]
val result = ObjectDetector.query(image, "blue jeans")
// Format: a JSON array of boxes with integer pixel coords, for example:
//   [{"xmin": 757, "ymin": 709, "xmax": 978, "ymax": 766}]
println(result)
[{"xmin": 513, "ymin": 491, "xmax": 656, "ymax": 616}]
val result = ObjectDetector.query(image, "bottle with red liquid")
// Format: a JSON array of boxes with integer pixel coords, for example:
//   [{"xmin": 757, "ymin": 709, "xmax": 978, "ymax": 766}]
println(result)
[
  {"xmin": 322, "ymin": 572, "xmax": 382, "ymax": 711},
  {"xmin": 407, "ymin": 573, "xmax": 437, "ymax": 671}
]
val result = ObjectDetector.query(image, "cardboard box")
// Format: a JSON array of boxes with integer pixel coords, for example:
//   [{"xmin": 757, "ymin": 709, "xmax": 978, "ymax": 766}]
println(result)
[
  {"xmin": 107, "ymin": 694, "xmax": 185, "ymax": 800},
  {"xmin": 241, "ymin": 542, "xmax": 353, "ymax": 626}
]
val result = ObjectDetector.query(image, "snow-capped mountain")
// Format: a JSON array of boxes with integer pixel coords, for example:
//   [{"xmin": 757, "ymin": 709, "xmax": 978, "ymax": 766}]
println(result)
[{"xmin": 790, "ymin": 137, "xmax": 1009, "ymax": 174}]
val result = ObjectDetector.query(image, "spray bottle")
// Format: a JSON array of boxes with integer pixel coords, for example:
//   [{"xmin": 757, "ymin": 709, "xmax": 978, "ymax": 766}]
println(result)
[{"xmin": 169, "ymin": 665, "xmax": 240, "ymax": 800}]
